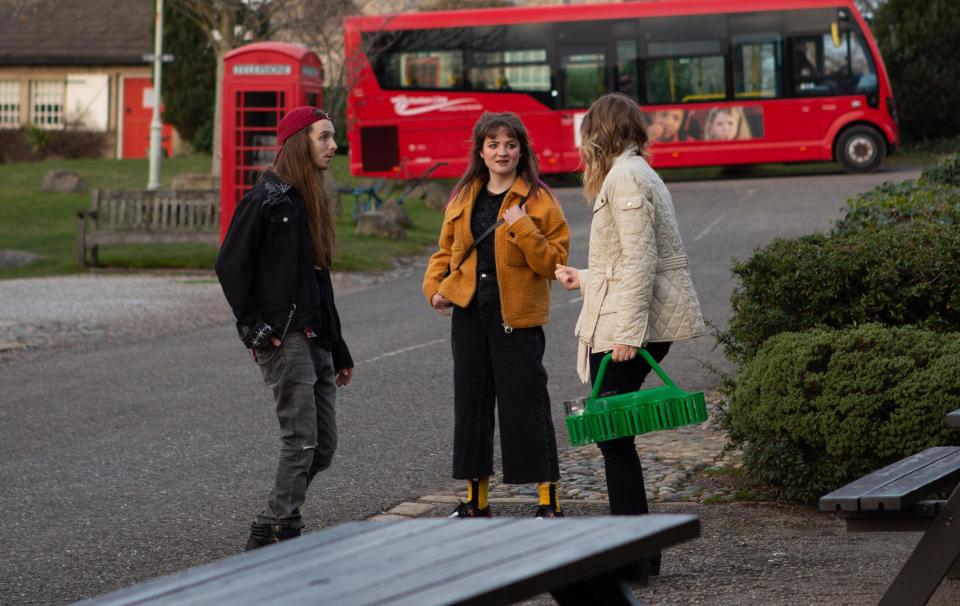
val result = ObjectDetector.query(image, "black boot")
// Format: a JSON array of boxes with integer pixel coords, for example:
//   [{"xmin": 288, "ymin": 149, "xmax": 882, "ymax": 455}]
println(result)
[{"xmin": 244, "ymin": 521, "xmax": 302, "ymax": 552}]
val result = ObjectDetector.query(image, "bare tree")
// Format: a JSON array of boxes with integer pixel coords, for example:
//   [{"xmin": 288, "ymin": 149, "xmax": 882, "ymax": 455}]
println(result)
[
  {"xmin": 282, "ymin": 1, "xmax": 405, "ymax": 155},
  {"xmin": 274, "ymin": 0, "xmax": 357, "ymax": 131},
  {"xmin": 167, "ymin": 0, "xmax": 296, "ymax": 179}
]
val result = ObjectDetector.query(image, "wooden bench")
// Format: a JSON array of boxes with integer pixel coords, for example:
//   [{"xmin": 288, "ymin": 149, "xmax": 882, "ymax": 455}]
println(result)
[
  {"xmin": 74, "ymin": 515, "xmax": 700, "ymax": 606},
  {"xmin": 77, "ymin": 189, "xmax": 220, "ymax": 268},
  {"xmin": 820, "ymin": 411, "xmax": 960, "ymax": 606}
]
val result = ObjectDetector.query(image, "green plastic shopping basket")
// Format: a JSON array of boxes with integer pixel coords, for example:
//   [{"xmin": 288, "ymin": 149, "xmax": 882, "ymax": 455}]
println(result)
[{"xmin": 564, "ymin": 349, "xmax": 708, "ymax": 447}]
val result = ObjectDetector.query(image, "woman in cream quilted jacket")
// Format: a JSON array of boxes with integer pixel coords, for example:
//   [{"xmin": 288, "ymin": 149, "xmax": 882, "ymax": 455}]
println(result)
[{"xmin": 556, "ymin": 93, "xmax": 704, "ymax": 573}]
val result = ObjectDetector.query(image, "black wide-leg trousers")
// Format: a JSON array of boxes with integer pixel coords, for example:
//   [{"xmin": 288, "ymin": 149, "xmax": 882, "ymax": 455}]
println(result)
[{"xmin": 451, "ymin": 275, "xmax": 560, "ymax": 484}]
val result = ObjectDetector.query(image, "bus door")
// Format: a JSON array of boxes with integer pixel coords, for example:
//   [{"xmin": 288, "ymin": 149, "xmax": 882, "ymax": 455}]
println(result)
[{"xmin": 557, "ymin": 44, "xmax": 607, "ymax": 168}]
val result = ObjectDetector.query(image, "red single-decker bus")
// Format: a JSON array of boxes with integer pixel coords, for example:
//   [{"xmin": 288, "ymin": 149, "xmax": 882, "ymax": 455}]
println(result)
[{"xmin": 344, "ymin": 0, "xmax": 898, "ymax": 180}]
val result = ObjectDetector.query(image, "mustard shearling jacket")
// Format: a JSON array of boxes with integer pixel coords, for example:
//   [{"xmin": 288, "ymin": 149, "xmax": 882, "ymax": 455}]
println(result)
[{"xmin": 422, "ymin": 176, "xmax": 570, "ymax": 329}]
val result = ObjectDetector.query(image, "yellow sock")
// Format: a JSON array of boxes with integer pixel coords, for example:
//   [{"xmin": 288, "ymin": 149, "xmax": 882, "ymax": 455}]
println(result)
[
  {"xmin": 477, "ymin": 476, "xmax": 489, "ymax": 510},
  {"xmin": 467, "ymin": 477, "xmax": 490, "ymax": 510},
  {"xmin": 538, "ymin": 482, "xmax": 560, "ymax": 511}
]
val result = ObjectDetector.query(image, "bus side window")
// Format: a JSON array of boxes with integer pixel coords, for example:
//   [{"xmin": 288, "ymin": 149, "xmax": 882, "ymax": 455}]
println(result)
[
  {"xmin": 469, "ymin": 49, "xmax": 550, "ymax": 93},
  {"xmin": 850, "ymin": 33, "xmax": 878, "ymax": 93},
  {"xmin": 792, "ymin": 36, "xmax": 831, "ymax": 95},
  {"xmin": 792, "ymin": 29, "xmax": 877, "ymax": 96},
  {"xmin": 616, "ymin": 40, "xmax": 639, "ymax": 99},
  {"xmin": 732, "ymin": 35, "xmax": 782, "ymax": 99},
  {"xmin": 644, "ymin": 43, "xmax": 726, "ymax": 105},
  {"xmin": 560, "ymin": 49, "xmax": 607, "ymax": 109}
]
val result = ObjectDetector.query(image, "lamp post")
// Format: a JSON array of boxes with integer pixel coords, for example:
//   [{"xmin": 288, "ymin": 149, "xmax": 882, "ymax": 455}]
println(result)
[{"xmin": 147, "ymin": 0, "xmax": 164, "ymax": 190}]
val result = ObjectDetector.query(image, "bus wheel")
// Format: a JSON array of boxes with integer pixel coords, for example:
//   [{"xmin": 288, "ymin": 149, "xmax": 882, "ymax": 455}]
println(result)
[{"xmin": 836, "ymin": 126, "xmax": 886, "ymax": 173}]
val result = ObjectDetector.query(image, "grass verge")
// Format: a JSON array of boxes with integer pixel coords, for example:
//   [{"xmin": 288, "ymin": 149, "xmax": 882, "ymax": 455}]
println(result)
[{"xmin": 0, "ymin": 155, "xmax": 445, "ymax": 279}]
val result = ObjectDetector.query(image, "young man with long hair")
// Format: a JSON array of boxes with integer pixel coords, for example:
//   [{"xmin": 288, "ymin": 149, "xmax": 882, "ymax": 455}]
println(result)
[
  {"xmin": 216, "ymin": 107, "xmax": 353, "ymax": 550},
  {"xmin": 423, "ymin": 112, "xmax": 570, "ymax": 518},
  {"xmin": 555, "ymin": 93, "xmax": 705, "ymax": 572}
]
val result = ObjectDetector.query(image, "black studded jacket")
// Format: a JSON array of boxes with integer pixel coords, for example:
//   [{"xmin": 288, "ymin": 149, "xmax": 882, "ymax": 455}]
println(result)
[{"xmin": 215, "ymin": 171, "xmax": 352, "ymax": 370}]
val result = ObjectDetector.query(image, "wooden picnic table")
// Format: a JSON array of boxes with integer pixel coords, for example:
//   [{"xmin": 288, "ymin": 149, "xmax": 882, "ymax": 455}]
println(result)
[
  {"xmin": 75, "ymin": 515, "xmax": 699, "ymax": 606},
  {"xmin": 819, "ymin": 408, "xmax": 960, "ymax": 606}
]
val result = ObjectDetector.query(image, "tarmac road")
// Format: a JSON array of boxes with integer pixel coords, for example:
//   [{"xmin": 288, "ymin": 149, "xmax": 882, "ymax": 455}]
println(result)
[{"xmin": 0, "ymin": 164, "xmax": 921, "ymax": 605}]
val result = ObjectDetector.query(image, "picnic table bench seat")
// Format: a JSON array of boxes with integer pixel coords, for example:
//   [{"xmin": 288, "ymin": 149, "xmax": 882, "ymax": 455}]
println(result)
[
  {"xmin": 77, "ymin": 189, "xmax": 220, "ymax": 268},
  {"xmin": 74, "ymin": 515, "xmax": 700, "ymax": 606},
  {"xmin": 819, "ymin": 446, "xmax": 960, "ymax": 531},
  {"xmin": 819, "ymin": 410, "xmax": 960, "ymax": 606}
]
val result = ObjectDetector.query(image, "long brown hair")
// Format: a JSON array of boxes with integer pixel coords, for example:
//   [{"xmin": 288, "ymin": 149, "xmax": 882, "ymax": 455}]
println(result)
[
  {"xmin": 269, "ymin": 124, "xmax": 335, "ymax": 267},
  {"xmin": 451, "ymin": 112, "xmax": 540, "ymax": 200},
  {"xmin": 580, "ymin": 93, "xmax": 650, "ymax": 200}
]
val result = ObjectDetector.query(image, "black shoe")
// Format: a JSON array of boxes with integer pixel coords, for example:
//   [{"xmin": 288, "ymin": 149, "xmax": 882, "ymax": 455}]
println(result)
[
  {"xmin": 449, "ymin": 501, "xmax": 492, "ymax": 518},
  {"xmin": 534, "ymin": 505, "xmax": 564, "ymax": 518},
  {"xmin": 244, "ymin": 521, "xmax": 302, "ymax": 551}
]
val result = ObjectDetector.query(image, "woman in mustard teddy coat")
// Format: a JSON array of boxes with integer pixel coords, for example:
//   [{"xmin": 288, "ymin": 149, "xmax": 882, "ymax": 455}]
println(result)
[{"xmin": 423, "ymin": 112, "xmax": 570, "ymax": 518}]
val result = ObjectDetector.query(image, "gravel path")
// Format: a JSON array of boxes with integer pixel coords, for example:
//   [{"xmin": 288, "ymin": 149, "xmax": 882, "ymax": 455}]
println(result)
[{"xmin": 0, "ymin": 266, "xmax": 411, "ymax": 365}]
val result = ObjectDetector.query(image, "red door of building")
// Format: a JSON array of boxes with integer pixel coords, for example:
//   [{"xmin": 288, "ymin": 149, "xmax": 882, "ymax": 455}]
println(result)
[{"xmin": 122, "ymin": 77, "xmax": 173, "ymax": 159}]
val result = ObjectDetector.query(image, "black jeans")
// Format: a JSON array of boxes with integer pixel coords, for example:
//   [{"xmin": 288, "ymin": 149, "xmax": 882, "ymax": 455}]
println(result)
[
  {"xmin": 451, "ymin": 275, "xmax": 560, "ymax": 484},
  {"xmin": 589, "ymin": 341, "xmax": 672, "ymax": 515}
]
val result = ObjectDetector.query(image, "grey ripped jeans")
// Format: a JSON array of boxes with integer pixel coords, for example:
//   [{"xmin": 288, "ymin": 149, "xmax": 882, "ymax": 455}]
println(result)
[{"xmin": 254, "ymin": 331, "xmax": 337, "ymax": 527}]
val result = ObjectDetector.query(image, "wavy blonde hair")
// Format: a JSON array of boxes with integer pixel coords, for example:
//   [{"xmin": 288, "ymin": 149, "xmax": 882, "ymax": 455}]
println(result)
[{"xmin": 580, "ymin": 93, "xmax": 650, "ymax": 200}]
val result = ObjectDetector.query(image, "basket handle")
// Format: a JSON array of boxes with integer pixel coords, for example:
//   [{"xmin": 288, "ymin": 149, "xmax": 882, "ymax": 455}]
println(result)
[{"xmin": 589, "ymin": 348, "xmax": 679, "ymax": 401}]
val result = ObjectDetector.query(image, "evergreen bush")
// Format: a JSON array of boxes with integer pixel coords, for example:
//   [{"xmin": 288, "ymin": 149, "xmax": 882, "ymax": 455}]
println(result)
[
  {"xmin": 721, "ymin": 222, "xmax": 960, "ymax": 363},
  {"xmin": 922, "ymin": 152, "xmax": 960, "ymax": 186},
  {"xmin": 726, "ymin": 324, "xmax": 960, "ymax": 503},
  {"xmin": 834, "ymin": 178, "xmax": 960, "ymax": 235},
  {"xmin": 834, "ymin": 153, "xmax": 960, "ymax": 235}
]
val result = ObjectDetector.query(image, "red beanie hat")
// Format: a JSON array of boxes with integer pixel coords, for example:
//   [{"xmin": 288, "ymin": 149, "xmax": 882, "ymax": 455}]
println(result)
[{"xmin": 278, "ymin": 106, "xmax": 331, "ymax": 147}]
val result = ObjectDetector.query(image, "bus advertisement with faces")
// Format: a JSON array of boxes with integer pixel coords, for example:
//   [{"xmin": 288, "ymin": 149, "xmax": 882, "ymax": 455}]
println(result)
[{"xmin": 646, "ymin": 106, "xmax": 764, "ymax": 143}]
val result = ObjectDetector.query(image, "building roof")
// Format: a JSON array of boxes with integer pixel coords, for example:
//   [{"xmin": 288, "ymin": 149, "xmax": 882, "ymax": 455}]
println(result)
[{"xmin": 0, "ymin": 0, "xmax": 154, "ymax": 66}]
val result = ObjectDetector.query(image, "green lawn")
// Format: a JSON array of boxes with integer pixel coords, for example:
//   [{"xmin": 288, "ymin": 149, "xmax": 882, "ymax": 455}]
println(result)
[
  {"xmin": 0, "ymin": 155, "xmax": 445, "ymax": 279},
  {"xmin": 0, "ymin": 145, "xmax": 944, "ymax": 280}
]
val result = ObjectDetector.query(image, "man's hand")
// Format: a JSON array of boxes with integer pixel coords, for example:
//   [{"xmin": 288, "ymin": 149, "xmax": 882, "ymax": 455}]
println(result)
[
  {"xmin": 612, "ymin": 343, "xmax": 637, "ymax": 362},
  {"xmin": 502, "ymin": 204, "xmax": 527, "ymax": 226},
  {"xmin": 248, "ymin": 336, "xmax": 282, "ymax": 362},
  {"xmin": 336, "ymin": 367, "xmax": 352, "ymax": 387},
  {"xmin": 431, "ymin": 292, "xmax": 453, "ymax": 316},
  {"xmin": 554, "ymin": 264, "xmax": 580, "ymax": 291}
]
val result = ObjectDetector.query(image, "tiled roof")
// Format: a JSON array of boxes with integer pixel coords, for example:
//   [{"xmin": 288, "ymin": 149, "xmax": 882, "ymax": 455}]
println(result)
[{"xmin": 0, "ymin": 0, "xmax": 154, "ymax": 66}]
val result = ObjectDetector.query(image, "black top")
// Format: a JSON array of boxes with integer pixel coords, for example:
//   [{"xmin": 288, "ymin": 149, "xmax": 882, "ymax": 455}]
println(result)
[
  {"xmin": 470, "ymin": 187, "xmax": 507, "ymax": 275},
  {"xmin": 215, "ymin": 171, "xmax": 352, "ymax": 370}
]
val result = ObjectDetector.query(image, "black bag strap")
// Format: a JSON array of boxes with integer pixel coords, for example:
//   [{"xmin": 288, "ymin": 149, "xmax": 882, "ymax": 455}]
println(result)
[{"xmin": 452, "ymin": 194, "xmax": 528, "ymax": 273}]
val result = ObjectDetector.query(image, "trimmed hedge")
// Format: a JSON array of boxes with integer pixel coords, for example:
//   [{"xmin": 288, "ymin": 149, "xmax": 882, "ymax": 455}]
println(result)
[
  {"xmin": 834, "ymin": 179, "xmax": 960, "ymax": 235},
  {"xmin": 0, "ymin": 128, "xmax": 109, "ymax": 163},
  {"xmin": 721, "ymin": 222, "xmax": 960, "ymax": 363},
  {"xmin": 726, "ymin": 324, "xmax": 960, "ymax": 503},
  {"xmin": 834, "ymin": 153, "xmax": 960, "ymax": 235},
  {"xmin": 922, "ymin": 152, "xmax": 960, "ymax": 186}
]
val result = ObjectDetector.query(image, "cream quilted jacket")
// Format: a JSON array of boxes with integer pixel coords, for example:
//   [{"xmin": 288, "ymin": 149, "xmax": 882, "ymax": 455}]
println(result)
[{"xmin": 575, "ymin": 147, "xmax": 705, "ymax": 354}]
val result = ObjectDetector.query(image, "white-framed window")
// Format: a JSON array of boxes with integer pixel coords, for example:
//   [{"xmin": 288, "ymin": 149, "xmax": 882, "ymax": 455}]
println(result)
[
  {"xmin": 0, "ymin": 80, "xmax": 20, "ymax": 128},
  {"xmin": 30, "ymin": 80, "xmax": 65, "ymax": 130}
]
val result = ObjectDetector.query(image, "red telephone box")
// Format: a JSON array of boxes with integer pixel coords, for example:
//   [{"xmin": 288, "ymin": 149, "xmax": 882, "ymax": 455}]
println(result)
[{"xmin": 220, "ymin": 41, "xmax": 324, "ymax": 239}]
